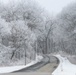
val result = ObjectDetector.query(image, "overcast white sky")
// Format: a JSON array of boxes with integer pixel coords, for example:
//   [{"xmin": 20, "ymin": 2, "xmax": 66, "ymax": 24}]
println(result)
[
  {"xmin": 36, "ymin": 0, "xmax": 75, "ymax": 14},
  {"xmin": 0, "ymin": 0, "xmax": 75, "ymax": 15}
]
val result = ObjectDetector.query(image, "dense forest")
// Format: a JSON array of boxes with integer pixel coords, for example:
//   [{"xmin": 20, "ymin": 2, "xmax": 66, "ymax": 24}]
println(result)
[{"xmin": 0, "ymin": 0, "xmax": 76, "ymax": 66}]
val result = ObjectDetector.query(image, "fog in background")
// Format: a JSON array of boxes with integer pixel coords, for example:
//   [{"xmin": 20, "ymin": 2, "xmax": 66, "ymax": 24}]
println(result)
[
  {"xmin": 36, "ymin": 0, "xmax": 75, "ymax": 14},
  {"xmin": 0, "ymin": 0, "xmax": 75, "ymax": 14}
]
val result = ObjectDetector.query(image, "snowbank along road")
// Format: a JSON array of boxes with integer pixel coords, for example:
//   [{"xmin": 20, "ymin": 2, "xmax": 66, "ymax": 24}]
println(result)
[
  {"xmin": 52, "ymin": 54, "xmax": 76, "ymax": 75},
  {"xmin": 0, "ymin": 55, "xmax": 43, "ymax": 73}
]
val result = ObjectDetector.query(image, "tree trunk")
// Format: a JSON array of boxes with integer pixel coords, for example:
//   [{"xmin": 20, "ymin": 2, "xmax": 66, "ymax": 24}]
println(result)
[
  {"xmin": 25, "ymin": 49, "xmax": 26, "ymax": 65},
  {"xmin": 45, "ymin": 37, "xmax": 48, "ymax": 54}
]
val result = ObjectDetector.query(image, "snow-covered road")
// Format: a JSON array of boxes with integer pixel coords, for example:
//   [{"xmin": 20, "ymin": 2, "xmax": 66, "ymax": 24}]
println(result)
[{"xmin": 52, "ymin": 55, "xmax": 76, "ymax": 75}]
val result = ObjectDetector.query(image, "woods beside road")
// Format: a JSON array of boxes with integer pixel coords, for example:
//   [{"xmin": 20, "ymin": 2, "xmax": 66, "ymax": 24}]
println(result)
[{"xmin": 0, "ymin": 1, "xmax": 76, "ymax": 75}]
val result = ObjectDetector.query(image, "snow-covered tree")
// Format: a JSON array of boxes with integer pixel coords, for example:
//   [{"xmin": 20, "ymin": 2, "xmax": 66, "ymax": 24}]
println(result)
[
  {"xmin": 9, "ymin": 20, "xmax": 36, "ymax": 63},
  {"xmin": 54, "ymin": 2, "xmax": 76, "ymax": 54}
]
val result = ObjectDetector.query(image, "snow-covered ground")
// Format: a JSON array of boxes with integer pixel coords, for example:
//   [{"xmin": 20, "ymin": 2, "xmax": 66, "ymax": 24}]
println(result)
[
  {"xmin": 52, "ymin": 54, "xmax": 76, "ymax": 75},
  {"xmin": 0, "ymin": 55, "xmax": 43, "ymax": 74}
]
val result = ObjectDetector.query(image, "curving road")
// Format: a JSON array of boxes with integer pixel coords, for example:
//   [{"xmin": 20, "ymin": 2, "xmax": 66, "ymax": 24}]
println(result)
[
  {"xmin": 13, "ymin": 55, "xmax": 50, "ymax": 72},
  {"xmin": 13, "ymin": 55, "xmax": 59, "ymax": 73}
]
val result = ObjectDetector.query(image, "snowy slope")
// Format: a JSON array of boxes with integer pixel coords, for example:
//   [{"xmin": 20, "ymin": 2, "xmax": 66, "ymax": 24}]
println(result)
[
  {"xmin": 52, "ymin": 55, "xmax": 76, "ymax": 75},
  {"xmin": 0, "ymin": 55, "xmax": 43, "ymax": 73}
]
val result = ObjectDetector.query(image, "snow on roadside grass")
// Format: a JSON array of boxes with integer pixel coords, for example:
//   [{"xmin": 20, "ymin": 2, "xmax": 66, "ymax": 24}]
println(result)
[
  {"xmin": 0, "ymin": 55, "xmax": 43, "ymax": 73},
  {"xmin": 52, "ymin": 54, "xmax": 76, "ymax": 75}
]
